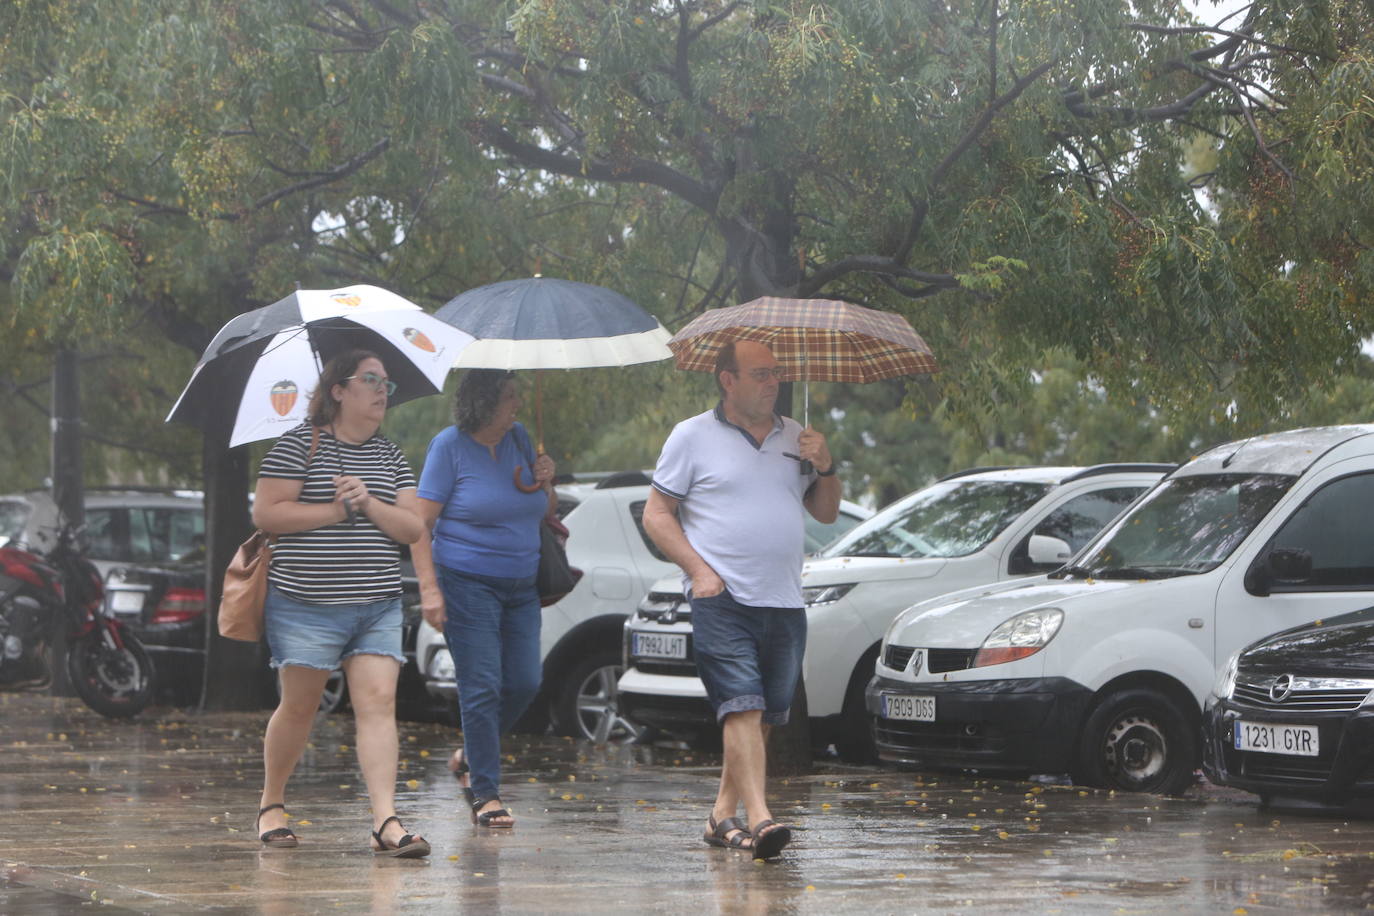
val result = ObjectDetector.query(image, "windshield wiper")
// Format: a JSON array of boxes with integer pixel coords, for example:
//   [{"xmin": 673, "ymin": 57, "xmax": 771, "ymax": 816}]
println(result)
[
  {"xmin": 841, "ymin": 549, "xmax": 905, "ymax": 558},
  {"xmin": 1092, "ymin": 566, "xmax": 1183, "ymax": 580},
  {"xmin": 1052, "ymin": 564, "xmax": 1096, "ymax": 580}
]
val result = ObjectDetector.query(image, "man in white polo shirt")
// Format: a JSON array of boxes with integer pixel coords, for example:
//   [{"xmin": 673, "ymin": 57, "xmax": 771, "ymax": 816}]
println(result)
[{"xmin": 643, "ymin": 339, "xmax": 840, "ymax": 860}]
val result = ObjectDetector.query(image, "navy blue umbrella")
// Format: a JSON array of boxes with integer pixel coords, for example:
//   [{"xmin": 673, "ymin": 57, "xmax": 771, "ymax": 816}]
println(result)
[
  {"xmin": 435, "ymin": 276, "xmax": 671, "ymax": 490},
  {"xmin": 436, "ymin": 277, "xmax": 671, "ymax": 369}
]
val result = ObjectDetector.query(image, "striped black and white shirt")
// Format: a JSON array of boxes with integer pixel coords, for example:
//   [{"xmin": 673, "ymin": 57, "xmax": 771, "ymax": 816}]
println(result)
[{"xmin": 259, "ymin": 423, "xmax": 416, "ymax": 604}]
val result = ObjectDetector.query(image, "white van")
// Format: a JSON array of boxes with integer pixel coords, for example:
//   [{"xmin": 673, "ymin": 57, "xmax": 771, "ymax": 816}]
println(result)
[
  {"xmin": 619, "ymin": 464, "xmax": 1170, "ymax": 759},
  {"xmin": 869, "ymin": 425, "xmax": 1374, "ymax": 794}
]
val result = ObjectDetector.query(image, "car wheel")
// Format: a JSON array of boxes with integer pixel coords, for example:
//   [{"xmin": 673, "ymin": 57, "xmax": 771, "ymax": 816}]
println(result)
[
  {"xmin": 834, "ymin": 650, "xmax": 879, "ymax": 764},
  {"xmin": 1072, "ymin": 687, "xmax": 1198, "ymax": 795},
  {"xmin": 551, "ymin": 648, "xmax": 642, "ymax": 744}
]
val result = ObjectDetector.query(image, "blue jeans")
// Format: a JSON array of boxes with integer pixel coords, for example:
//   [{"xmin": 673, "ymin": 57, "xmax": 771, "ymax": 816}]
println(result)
[
  {"xmin": 437, "ymin": 566, "xmax": 541, "ymax": 804},
  {"xmin": 689, "ymin": 590, "xmax": 807, "ymax": 726}
]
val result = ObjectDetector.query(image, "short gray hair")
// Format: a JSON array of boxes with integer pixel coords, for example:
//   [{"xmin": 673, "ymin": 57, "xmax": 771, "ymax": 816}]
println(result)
[{"xmin": 454, "ymin": 369, "xmax": 515, "ymax": 433}]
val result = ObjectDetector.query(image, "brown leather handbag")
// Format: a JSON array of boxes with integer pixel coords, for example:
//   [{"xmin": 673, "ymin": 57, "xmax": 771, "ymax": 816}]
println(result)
[
  {"xmin": 217, "ymin": 426, "xmax": 319, "ymax": 642},
  {"xmin": 218, "ymin": 530, "xmax": 273, "ymax": 642}
]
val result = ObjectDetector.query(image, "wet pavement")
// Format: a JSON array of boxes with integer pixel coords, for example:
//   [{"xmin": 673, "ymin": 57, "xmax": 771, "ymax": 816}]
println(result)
[{"xmin": 2, "ymin": 692, "xmax": 1373, "ymax": 914}]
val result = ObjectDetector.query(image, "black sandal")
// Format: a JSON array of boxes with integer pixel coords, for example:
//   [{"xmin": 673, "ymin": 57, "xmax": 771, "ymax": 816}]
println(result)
[
  {"xmin": 256, "ymin": 803, "xmax": 298, "ymax": 848},
  {"xmin": 370, "ymin": 815, "xmax": 432, "ymax": 858},
  {"xmin": 749, "ymin": 819, "xmax": 793, "ymax": 860},
  {"xmin": 471, "ymin": 798, "xmax": 515, "ymax": 828},
  {"xmin": 703, "ymin": 816, "xmax": 751, "ymax": 849},
  {"xmin": 451, "ymin": 750, "xmax": 477, "ymax": 811}
]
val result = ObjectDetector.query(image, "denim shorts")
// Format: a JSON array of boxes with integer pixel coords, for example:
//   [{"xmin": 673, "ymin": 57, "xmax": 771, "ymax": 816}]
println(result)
[
  {"xmin": 264, "ymin": 584, "xmax": 404, "ymax": 670},
  {"xmin": 689, "ymin": 590, "xmax": 806, "ymax": 726}
]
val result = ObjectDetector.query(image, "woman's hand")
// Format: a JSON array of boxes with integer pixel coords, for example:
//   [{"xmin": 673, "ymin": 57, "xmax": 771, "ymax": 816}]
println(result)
[
  {"xmin": 333, "ymin": 474, "xmax": 372, "ymax": 514},
  {"xmin": 420, "ymin": 589, "xmax": 446, "ymax": 630},
  {"xmin": 533, "ymin": 453, "xmax": 556, "ymax": 486}
]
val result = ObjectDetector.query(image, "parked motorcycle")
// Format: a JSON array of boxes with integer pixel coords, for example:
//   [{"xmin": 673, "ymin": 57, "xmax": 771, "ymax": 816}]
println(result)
[{"xmin": 0, "ymin": 523, "xmax": 155, "ymax": 717}]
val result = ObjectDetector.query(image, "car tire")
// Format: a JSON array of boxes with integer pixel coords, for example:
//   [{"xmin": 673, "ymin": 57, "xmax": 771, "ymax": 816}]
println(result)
[
  {"xmin": 550, "ymin": 647, "xmax": 642, "ymax": 744},
  {"xmin": 1071, "ymin": 687, "xmax": 1198, "ymax": 795},
  {"xmin": 834, "ymin": 649, "xmax": 879, "ymax": 764}
]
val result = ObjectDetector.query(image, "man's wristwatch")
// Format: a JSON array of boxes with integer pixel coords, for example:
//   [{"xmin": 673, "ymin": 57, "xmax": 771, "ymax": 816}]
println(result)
[{"xmin": 816, "ymin": 463, "xmax": 837, "ymax": 477}]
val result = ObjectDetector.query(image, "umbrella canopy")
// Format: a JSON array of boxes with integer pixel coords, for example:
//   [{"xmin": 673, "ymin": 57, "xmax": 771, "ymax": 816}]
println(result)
[
  {"xmin": 438, "ymin": 277, "xmax": 672, "ymax": 370},
  {"xmin": 668, "ymin": 296, "xmax": 939, "ymax": 383},
  {"xmin": 167, "ymin": 285, "xmax": 474, "ymax": 447}
]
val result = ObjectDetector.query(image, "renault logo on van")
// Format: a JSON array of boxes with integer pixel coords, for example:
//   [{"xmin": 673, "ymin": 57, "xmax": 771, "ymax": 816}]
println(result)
[
  {"xmin": 1269, "ymin": 674, "xmax": 1295, "ymax": 703},
  {"xmin": 911, "ymin": 650, "xmax": 924, "ymax": 674}
]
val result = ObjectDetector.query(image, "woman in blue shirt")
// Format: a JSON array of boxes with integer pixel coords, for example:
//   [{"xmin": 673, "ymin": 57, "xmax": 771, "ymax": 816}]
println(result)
[{"xmin": 413, "ymin": 369, "xmax": 555, "ymax": 827}]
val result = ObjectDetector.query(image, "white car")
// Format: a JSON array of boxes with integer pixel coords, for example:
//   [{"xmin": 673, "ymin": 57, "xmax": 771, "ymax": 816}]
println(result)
[
  {"xmin": 415, "ymin": 476, "xmax": 870, "ymax": 743},
  {"xmin": 618, "ymin": 464, "xmax": 1171, "ymax": 760},
  {"xmin": 870, "ymin": 425, "xmax": 1374, "ymax": 795}
]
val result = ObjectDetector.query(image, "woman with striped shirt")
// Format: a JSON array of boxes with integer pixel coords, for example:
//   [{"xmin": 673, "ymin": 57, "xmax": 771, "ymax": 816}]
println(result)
[{"xmin": 250, "ymin": 350, "xmax": 431, "ymax": 858}]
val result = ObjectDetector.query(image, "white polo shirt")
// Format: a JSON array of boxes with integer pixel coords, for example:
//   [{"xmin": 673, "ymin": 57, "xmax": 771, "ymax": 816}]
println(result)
[{"xmin": 652, "ymin": 404, "xmax": 818, "ymax": 608}]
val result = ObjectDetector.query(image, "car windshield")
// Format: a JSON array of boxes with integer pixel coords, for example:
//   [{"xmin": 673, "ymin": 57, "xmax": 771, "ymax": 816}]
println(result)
[
  {"xmin": 821, "ymin": 480, "xmax": 1051, "ymax": 559},
  {"xmin": 1058, "ymin": 473, "xmax": 1294, "ymax": 580},
  {"xmin": 804, "ymin": 508, "xmax": 865, "ymax": 555},
  {"xmin": 0, "ymin": 500, "xmax": 31, "ymax": 548}
]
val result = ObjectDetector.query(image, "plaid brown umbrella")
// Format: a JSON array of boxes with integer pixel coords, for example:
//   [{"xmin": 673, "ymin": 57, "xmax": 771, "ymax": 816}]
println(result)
[
  {"xmin": 669, "ymin": 297, "xmax": 938, "ymax": 426},
  {"xmin": 668, "ymin": 297, "xmax": 938, "ymax": 384}
]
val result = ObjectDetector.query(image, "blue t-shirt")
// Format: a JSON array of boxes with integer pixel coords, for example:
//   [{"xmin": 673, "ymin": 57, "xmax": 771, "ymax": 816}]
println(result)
[{"xmin": 417, "ymin": 422, "xmax": 547, "ymax": 578}]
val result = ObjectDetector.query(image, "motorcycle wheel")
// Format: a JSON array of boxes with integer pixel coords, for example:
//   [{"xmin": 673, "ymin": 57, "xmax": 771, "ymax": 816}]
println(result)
[{"xmin": 67, "ymin": 626, "xmax": 156, "ymax": 719}]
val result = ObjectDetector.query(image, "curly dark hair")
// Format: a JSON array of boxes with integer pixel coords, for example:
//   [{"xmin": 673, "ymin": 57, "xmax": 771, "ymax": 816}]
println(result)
[
  {"xmin": 454, "ymin": 369, "xmax": 516, "ymax": 433},
  {"xmin": 306, "ymin": 349, "xmax": 382, "ymax": 427}
]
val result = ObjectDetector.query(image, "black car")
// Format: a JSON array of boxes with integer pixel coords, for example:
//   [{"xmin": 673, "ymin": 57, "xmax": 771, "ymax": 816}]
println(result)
[
  {"xmin": 1202, "ymin": 607, "xmax": 1374, "ymax": 810},
  {"xmin": 106, "ymin": 551, "xmax": 450, "ymax": 721}
]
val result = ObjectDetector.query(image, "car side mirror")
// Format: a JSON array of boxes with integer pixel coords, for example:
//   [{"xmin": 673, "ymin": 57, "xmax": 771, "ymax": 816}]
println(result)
[
  {"xmin": 1268, "ymin": 547, "xmax": 1313, "ymax": 583},
  {"xmin": 1028, "ymin": 534, "xmax": 1073, "ymax": 567},
  {"xmin": 1247, "ymin": 546, "xmax": 1314, "ymax": 596}
]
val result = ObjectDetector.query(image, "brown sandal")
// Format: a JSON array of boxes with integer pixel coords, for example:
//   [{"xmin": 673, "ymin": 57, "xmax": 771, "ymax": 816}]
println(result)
[
  {"xmin": 749, "ymin": 819, "xmax": 793, "ymax": 860},
  {"xmin": 703, "ymin": 816, "xmax": 751, "ymax": 849}
]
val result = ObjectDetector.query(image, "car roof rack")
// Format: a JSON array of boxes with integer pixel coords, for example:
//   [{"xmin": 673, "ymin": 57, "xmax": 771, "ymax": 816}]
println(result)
[
  {"xmin": 936, "ymin": 466, "xmax": 1019, "ymax": 482},
  {"xmin": 595, "ymin": 470, "xmax": 652, "ymax": 489},
  {"xmin": 1058, "ymin": 463, "xmax": 1176, "ymax": 483}
]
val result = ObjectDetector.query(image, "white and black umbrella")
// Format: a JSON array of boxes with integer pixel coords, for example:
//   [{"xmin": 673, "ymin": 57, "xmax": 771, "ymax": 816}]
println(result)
[{"xmin": 167, "ymin": 285, "xmax": 474, "ymax": 447}]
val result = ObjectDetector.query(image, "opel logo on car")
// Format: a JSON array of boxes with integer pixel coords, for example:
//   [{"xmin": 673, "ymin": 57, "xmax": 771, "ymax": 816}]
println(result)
[{"xmin": 1269, "ymin": 673, "xmax": 1295, "ymax": 703}]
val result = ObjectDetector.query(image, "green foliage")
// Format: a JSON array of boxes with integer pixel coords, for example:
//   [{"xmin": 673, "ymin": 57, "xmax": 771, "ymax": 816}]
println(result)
[{"xmin": 4, "ymin": 0, "xmax": 1374, "ymax": 506}]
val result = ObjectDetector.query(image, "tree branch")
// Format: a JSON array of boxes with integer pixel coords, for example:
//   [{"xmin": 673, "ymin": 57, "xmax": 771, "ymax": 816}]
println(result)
[
  {"xmin": 472, "ymin": 121, "xmax": 717, "ymax": 212},
  {"xmin": 797, "ymin": 255, "xmax": 960, "ymax": 298}
]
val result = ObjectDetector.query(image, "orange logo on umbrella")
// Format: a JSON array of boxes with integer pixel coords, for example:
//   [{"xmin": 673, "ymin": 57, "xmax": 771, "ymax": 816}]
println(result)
[
  {"xmin": 403, "ymin": 328, "xmax": 436, "ymax": 353},
  {"xmin": 270, "ymin": 380, "xmax": 298, "ymax": 416},
  {"xmin": 330, "ymin": 293, "xmax": 363, "ymax": 308}
]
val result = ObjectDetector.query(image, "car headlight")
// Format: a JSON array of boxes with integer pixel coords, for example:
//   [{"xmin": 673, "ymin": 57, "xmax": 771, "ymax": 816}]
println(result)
[
  {"xmin": 972, "ymin": 608, "xmax": 1064, "ymax": 668},
  {"xmin": 802, "ymin": 583, "xmax": 857, "ymax": 607},
  {"xmin": 1212, "ymin": 651, "xmax": 1240, "ymax": 700}
]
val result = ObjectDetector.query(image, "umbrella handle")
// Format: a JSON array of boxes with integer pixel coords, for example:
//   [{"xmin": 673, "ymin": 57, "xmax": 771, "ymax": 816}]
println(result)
[
  {"xmin": 514, "ymin": 370, "xmax": 547, "ymax": 493},
  {"xmin": 514, "ymin": 462, "xmax": 544, "ymax": 493}
]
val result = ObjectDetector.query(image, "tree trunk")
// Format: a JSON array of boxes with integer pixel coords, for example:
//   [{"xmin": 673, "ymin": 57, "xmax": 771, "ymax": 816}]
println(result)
[
  {"xmin": 198, "ymin": 439, "xmax": 268, "ymax": 711},
  {"xmin": 49, "ymin": 348, "xmax": 84, "ymax": 697}
]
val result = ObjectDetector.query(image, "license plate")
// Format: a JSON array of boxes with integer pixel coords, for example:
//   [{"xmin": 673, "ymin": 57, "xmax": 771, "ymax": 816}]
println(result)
[
  {"xmin": 109, "ymin": 591, "xmax": 145, "ymax": 614},
  {"xmin": 632, "ymin": 632, "xmax": 687, "ymax": 660},
  {"xmin": 1234, "ymin": 720, "xmax": 1319, "ymax": 756},
  {"xmin": 882, "ymin": 693, "xmax": 935, "ymax": 721}
]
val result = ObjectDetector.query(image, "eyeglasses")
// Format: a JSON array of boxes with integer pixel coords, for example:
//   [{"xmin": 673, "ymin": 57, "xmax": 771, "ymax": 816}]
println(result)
[
  {"xmin": 344, "ymin": 372, "xmax": 397, "ymax": 397},
  {"xmin": 736, "ymin": 366, "xmax": 785, "ymax": 382}
]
